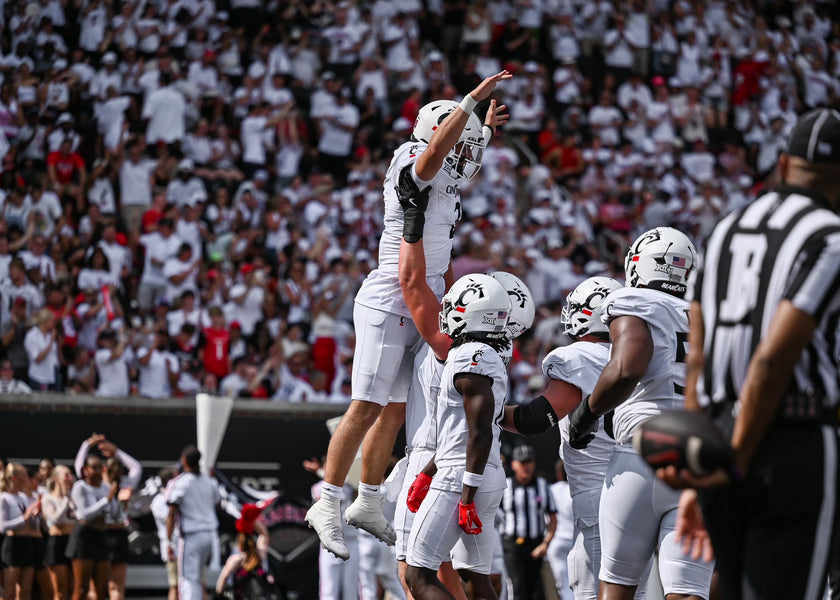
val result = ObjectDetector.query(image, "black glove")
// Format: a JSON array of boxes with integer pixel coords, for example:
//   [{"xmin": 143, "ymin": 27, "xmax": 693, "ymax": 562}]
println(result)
[
  {"xmin": 568, "ymin": 395, "xmax": 599, "ymax": 449},
  {"xmin": 395, "ymin": 164, "xmax": 431, "ymax": 243}
]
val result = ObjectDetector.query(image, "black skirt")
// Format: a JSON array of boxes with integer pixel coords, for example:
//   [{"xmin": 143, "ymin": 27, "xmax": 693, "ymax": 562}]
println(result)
[
  {"xmin": 45, "ymin": 534, "xmax": 72, "ymax": 567},
  {"xmin": 65, "ymin": 524, "xmax": 107, "ymax": 561},
  {"xmin": 1, "ymin": 536, "xmax": 36, "ymax": 568},
  {"xmin": 105, "ymin": 528, "xmax": 130, "ymax": 564}
]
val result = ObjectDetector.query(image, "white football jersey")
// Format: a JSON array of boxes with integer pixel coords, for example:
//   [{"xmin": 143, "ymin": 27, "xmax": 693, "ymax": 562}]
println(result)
[
  {"xmin": 433, "ymin": 341, "xmax": 508, "ymax": 493},
  {"xmin": 354, "ymin": 141, "xmax": 462, "ymax": 317},
  {"xmin": 601, "ymin": 287, "xmax": 690, "ymax": 444},
  {"xmin": 542, "ymin": 341, "xmax": 615, "ymax": 499},
  {"xmin": 406, "ymin": 344, "xmax": 446, "ymax": 453}
]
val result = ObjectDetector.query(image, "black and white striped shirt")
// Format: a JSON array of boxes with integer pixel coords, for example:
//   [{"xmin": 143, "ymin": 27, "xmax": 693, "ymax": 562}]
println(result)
[
  {"xmin": 689, "ymin": 185, "xmax": 840, "ymax": 409},
  {"xmin": 501, "ymin": 476, "xmax": 555, "ymax": 540}
]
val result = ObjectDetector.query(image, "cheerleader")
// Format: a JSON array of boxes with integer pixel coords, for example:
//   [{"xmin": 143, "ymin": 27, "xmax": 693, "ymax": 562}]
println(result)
[
  {"xmin": 0, "ymin": 463, "xmax": 41, "ymax": 600},
  {"xmin": 69, "ymin": 439, "xmax": 121, "ymax": 600},
  {"xmin": 41, "ymin": 466, "xmax": 76, "ymax": 600}
]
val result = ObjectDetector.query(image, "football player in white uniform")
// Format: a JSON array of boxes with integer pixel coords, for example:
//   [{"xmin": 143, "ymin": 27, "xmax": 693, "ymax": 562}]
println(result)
[
  {"xmin": 500, "ymin": 277, "xmax": 651, "ymax": 600},
  {"xmin": 394, "ymin": 272, "xmax": 535, "ymax": 599},
  {"xmin": 566, "ymin": 228, "xmax": 714, "ymax": 600},
  {"xmin": 402, "ymin": 273, "xmax": 512, "ymax": 600},
  {"xmin": 305, "ymin": 72, "xmax": 512, "ymax": 560}
]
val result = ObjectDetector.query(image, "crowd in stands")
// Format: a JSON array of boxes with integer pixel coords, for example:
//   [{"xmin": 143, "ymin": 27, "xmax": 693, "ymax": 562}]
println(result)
[{"xmin": 0, "ymin": 0, "xmax": 839, "ymax": 403}]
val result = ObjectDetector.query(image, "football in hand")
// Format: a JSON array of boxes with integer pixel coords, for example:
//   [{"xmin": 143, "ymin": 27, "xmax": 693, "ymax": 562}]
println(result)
[{"xmin": 632, "ymin": 410, "xmax": 733, "ymax": 477}]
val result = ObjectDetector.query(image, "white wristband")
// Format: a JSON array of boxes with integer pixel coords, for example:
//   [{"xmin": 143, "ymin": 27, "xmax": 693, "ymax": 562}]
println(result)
[
  {"xmin": 462, "ymin": 471, "xmax": 483, "ymax": 487},
  {"xmin": 459, "ymin": 94, "xmax": 478, "ymax": 114},
  {"xmin": 482, "ymin": 124, "xmax": 493, "ymax": 146}
]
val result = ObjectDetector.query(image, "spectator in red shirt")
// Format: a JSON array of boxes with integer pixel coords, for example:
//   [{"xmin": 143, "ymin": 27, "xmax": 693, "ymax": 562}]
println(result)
[
  {"xmin": 46, "ymin": 139, "xmax": 87, "ymax": 210},
  {"xmin": 200, "ymin": 305, "xmax": 230, "ymax": 378}
]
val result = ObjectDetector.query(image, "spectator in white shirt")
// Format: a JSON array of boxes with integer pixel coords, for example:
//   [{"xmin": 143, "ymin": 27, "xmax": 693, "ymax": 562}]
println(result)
[
  {"xmin": 0, "ymin": 359, "xmax": 31, "ymax": 394},
  {"xmin": 27, "ymin": 180, "xmax": 62, "ymax": 239},
  {"xmin": 136, "ymin": 329, "xmax": 179, "ymax": 399},
  {"xmin": 588, "ymin": 90, "xmax": 623, "ymax": 148},
  {"xmin": 96, "ymin": 86, "xmax": 132, "ymax": 152},
  {"xmin": 239, "ymin": 101, "xmax": 286, "ymax": 180},
  {"xmin": 163, "ymin": 243, "xmax": 200, "ymax": 303},
  {"xmin": 18, "ymin": 234, "xmax": 56, "ymax": 285},
  {"xmin": 316, "ymin": 87, "xmax": 360, "ymax": 185},
  {"xmin": 167, "ymin": 159, "xmax": 207, "ymax": 209},
  {"xmin": 138, "ymin": 218, "xmax": 182, "ymax": 313},
  {"xmin": 24, "ymin": 308, "xmax": 60, "ymax": 390},
  {"xmin": 118, "ymin": 143, "xmax": 156, "ymax": 235},
  {"xmin": 603, "ymin": 13, "xmax": 635, "ymax": 84},
  {"xmin": 142, "ymin": 71, "xmax": 187, "ymax": 146},
  {"xmin": 94, "ymin": 328, "xmax": 132, "ymax": 397}
]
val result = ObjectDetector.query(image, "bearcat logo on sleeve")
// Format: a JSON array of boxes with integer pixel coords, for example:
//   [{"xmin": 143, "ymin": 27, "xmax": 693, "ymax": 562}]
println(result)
[{"xmin": 470, "ymin": 348, "xmax": 484, "ymax": 367}]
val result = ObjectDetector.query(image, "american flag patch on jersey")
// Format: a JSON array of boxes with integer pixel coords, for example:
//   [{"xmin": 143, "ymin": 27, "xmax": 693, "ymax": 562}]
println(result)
[{"xmin": 671, "ymin": 256, "xmax": 687, "ymax": 267}]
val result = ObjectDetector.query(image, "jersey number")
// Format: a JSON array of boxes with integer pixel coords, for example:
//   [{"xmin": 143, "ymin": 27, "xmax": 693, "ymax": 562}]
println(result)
[
  {"xmin": 719, "ymin": 233, "xmax": 767, "ymax": 322},
  {"xmin": 673, "ymin": 330, "xmax": 688, "ymax": 395}
]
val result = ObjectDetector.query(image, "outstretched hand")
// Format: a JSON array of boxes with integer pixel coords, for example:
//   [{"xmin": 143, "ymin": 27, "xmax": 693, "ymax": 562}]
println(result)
[
  {"xmin": 484, "ymin": 99, "xmax": 509, "ymax": 134},
  {"xmin": 469, "ymin": 70, "xmax": 512, "ymax": 102}
]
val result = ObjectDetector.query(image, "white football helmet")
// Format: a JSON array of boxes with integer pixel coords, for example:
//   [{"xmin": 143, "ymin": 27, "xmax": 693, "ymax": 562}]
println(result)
[
  {"xmin": 439, "ymin": 274, "xmax": 511, "ymax": 341},
  {"xmin": 412, "ymin": 99, "xmax": 485, "ymax": 181},
  {"xmin": 561, "ymin": 277, "xmax": 622, "ymax": 338},
  {"xmin": 490, "ymin": 271, "xmax": 535, "ymax": 339},
  {"xmin": 625, "ymin": 227, "xmax": 697, "ymax": 297}
]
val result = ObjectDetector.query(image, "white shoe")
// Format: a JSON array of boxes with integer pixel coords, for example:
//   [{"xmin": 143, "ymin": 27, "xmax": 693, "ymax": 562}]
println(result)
[
  {"xmin": 344, "ymin": 494, "xmax": 396, "ymax": 545},
  {"xmin": 305, "ymin": 498, "xmax": 350, "ymax": 560}
]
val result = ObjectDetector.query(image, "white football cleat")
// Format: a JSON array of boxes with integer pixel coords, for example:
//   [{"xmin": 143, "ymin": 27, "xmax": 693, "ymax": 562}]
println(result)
[
  {"xmin": 344, "ymin": 494, "xmax": 396, "ymax": 545},
  {"xmin": 305, "ymin": 498, "xmax": 350, "ymax": 560}
]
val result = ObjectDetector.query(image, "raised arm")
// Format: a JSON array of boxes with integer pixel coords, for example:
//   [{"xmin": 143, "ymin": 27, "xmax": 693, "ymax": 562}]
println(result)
[{"xmin": 415, "ymin": 71, "xmax": 511, "ymax": 181}]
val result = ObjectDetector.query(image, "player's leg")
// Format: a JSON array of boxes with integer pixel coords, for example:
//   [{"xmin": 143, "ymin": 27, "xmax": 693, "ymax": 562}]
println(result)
[
  {"xmin": 451, "ymin": 488, "xmax": 505, "ymax": 600},
  {"xmin": 345, "ymin": 402, "xmax": 407, "ymax": 543},
  {"xmin": 598, "ymin": 450, "xmax": 661, "ymax": 600},
  {"xmin": 308, "ymin": 305, "xmax": 418, "ymax": 557},
  {"xmin": 406, "ymin": 489, "xmax": 465, "ymax": 600}
]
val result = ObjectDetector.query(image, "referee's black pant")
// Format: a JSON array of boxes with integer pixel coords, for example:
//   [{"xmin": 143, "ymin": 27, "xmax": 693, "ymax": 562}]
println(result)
[
  {"xmin": 699, "ymin": 421, "xmax": 839, "ymax": 600},
  {"xmin": 503, "ymin": 536, "xmax": 545, "ymax": 600}
]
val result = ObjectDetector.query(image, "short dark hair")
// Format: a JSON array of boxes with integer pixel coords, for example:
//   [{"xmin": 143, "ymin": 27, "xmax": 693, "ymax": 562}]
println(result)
[{"xmin": 181, "ymin": 445, "xmax": 201, "ymax": 470}]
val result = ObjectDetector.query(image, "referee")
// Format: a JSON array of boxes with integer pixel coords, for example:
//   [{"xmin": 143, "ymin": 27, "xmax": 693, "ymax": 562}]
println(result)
[
  {"xmin": 500, "ymin": 445, "xmax": 556, "ymax": 600},
  {"xmin": 666, "ymin": 108, "xmax": 840, "ymax": 600}
]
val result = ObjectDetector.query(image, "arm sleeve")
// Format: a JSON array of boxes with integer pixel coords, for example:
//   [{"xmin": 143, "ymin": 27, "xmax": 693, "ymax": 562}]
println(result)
[
  {"xmin": 42, "ymin": 496, "xmax": 72, "ymax": 528},
  {"xmin": 117, "ymin": 449, "xmax": 142, "ymax": 490},
  {"xmin": 74, "ymin": 440, "xmax": 90, "ymax": 480},
  {"xmin": 0, "ymin": 496, "xmax": 27, "ymax": 533},
  {"xmin": 71, "ymin": 483, "xmax": 109, "ymax": 521}
]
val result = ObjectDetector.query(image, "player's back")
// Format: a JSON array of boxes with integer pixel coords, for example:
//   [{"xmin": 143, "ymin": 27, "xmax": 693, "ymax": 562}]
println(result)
[{"xmin": 602, "ymin": 287, "xmax": 689, "ymax": 444}]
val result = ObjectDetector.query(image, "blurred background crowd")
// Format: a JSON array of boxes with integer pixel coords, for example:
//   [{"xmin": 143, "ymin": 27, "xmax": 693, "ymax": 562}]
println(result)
[{"xmin": 0, "ymin": 0, "xmax": 839, "ymax": 404}]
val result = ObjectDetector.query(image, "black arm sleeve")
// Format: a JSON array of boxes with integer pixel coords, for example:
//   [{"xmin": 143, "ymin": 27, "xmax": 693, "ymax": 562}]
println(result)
[
  {"xmin": 395, "ymin": 164, "xmax": 431, "ymax": 243},
  {"xmin": 513, "ymin": 395, "xmax": 559, "ymax": 435}
]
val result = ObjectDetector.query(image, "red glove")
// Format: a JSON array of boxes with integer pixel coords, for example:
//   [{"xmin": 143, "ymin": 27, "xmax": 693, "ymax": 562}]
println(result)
[
  {"xmin": 458, "ymin": 501, "xmax": 482, "ymax": 534},
  {"xmin": 406, "ymin": 473, "xmax": 432, "ymax": 513}
]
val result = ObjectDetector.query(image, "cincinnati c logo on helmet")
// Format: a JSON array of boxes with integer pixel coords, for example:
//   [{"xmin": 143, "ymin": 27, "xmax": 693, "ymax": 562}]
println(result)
[
  {"xmin": 507, "ymin": 287, "xmax": 527, "ymax": 309},
  {"xmin": 456, "ymin": 281, "xmax": 485, "ymax": 307}
]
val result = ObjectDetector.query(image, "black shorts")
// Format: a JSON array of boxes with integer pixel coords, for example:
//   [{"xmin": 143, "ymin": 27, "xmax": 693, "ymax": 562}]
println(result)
[
  {"xmin": 1, "ymin": 536, "xmax": 36, "ymax": 568},
  {"xmin": 105, "ymin": 529, "xmax": 130, "ymax": 564},
  {"xmin": 45, "ymin": 535, "xmax": 72, "ymax": 567},
  {"xmin": 66, "ymin": 524, "xmax": 107, "ymax": 562}
]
